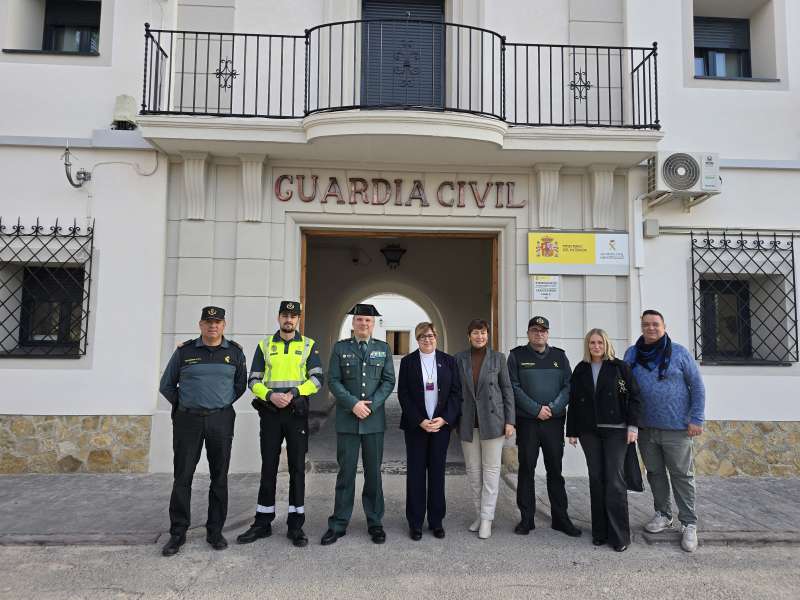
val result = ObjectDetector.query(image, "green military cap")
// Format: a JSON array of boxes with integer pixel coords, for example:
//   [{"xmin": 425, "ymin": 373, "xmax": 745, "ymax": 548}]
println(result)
[{"xmin": 347, "ymin": 303, "xmax": 381, "ymax": 317}]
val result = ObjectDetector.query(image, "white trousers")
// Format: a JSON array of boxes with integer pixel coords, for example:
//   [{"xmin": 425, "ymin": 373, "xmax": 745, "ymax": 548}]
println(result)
[{"xmin": 461, "ymin": 428, "xmax": 504, "ymax": 521}]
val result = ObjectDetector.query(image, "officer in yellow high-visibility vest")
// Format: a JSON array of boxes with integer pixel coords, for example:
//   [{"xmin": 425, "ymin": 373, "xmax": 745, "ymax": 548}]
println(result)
[{"xmin": 236, "ymin": 300, "xmax": 323, "ymax": 548}]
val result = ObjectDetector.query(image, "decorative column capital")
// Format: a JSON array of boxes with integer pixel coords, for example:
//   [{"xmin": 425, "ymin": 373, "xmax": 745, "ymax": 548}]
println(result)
[
  {"xmin": 238, "ymin": 154, "xmax": 267, "ymax": 222},
  {"xmin": 180, "ymin": 152, "xmax": 208, "ymax": 220},
  {"xmin": 588, "ymin": 164, "xmax": 616, "ymax": 230},
  {"xmin": 534, "ymin": 164, "xmax": 562, "ymax": 229}
]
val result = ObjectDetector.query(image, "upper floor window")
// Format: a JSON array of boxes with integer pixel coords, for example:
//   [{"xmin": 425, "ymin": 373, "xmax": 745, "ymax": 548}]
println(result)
[
  {"xmin": 2, "ymin": 0, "xmax": 102, "ymax": 56},
  {"xmin": 43, "ymin": 0, "xmax": 101, "ymax": 54},
  {"xmin": 694, "ymin": 17, "xmax": 751, "ymax": 78}
]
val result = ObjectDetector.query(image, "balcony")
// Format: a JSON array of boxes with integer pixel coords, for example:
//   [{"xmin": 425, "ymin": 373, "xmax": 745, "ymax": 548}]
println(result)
[{"xmin": 139, "ymin": 20, "xmax": 662, "ymax": 164}]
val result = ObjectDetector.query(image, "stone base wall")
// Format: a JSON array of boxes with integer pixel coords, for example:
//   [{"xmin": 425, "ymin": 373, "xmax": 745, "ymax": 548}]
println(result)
[
  {"xmin": 500, "ymin": 420, "xmax": 800, "ymax": 477},
  {"xmin": 0, "ymin": 416, "xmax": 151, "ymax": 473},
  {"xmin": 694, "ymin": 420, "xmax": 800, "ymax": 477}
]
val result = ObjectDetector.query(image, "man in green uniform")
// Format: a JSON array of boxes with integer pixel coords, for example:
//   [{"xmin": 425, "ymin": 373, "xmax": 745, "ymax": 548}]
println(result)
[{"xmin": 321, "ymin": 303, "xmax": 396, "ymax": 545}]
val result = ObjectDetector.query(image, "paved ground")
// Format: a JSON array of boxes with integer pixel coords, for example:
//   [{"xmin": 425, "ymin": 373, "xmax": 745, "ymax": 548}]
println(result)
[
  {"xmin": 2, "ymin": 394, "xmax": 800, "ymax": 598},
  {"xmin": 0, "ymin": 474, "xmax": 799, "ymax": 600}
]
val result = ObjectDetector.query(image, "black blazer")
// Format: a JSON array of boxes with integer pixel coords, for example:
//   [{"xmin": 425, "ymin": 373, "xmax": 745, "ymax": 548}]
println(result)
[
  {"xmin": 566, "ymin": 358, "xmax": 641, "ymax": 437},
  {"xmin": 397, "ymin": 350, "xmax": 462, "ymax": 431}
]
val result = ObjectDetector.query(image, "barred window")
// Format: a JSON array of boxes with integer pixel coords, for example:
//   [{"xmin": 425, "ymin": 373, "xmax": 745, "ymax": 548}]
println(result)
[
  {"xmin": 691, "ymin": 231, "xmax": 797, "ymax": 365},
  {"xmin": 0, "ymin": 219, "xmax": 94, "ymax": 358}
]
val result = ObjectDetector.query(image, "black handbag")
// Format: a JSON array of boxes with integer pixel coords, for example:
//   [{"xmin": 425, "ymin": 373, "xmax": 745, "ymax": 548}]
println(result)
[
  {"xmin": 624, "ymin": 442, "xmax": 645, "ymax": 492},
  {"xmin": 614, "ymin": 362, "xmax": 644, "ymax": 492}
]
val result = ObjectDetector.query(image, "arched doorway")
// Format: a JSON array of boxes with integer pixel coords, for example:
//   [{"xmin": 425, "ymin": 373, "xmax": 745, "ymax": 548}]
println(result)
[{"xmin": 302, "ymin": 230, "xmax": 496, "ymax": 467}]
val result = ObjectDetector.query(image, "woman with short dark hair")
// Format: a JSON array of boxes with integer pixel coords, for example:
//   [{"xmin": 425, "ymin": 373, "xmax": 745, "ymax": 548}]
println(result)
[
  {"xmin": 454, "ymin": 319, "xmax": 515, "ymax": 539},
  {"xmin": 397, "ymin": 322, "xmax": 462, "ymax": 540}
]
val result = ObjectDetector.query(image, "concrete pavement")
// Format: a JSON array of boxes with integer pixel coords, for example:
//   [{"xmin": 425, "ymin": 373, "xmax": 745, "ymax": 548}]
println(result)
[{"xmin": 1, "ymin": 473, "xmax": 799, "ymax": 600}]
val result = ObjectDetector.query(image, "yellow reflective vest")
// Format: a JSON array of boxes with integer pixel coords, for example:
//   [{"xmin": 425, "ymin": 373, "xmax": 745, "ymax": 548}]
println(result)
[{"xmin": 251, "ymin": 335, "xmax": 321, "ymax": 401}]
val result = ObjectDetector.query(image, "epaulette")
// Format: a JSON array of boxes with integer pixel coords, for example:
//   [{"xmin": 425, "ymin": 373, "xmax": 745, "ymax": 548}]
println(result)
[
  {"xmin": 550, "ymin": 346, "xmax": 566, "ymax": 353},
  {"xmin": 177, "ymin": 338, "xmax": 194, "ymax": 348},
  {"xmin": 228, "ymin": 339, "xmax": 243, "ymax": 350}
]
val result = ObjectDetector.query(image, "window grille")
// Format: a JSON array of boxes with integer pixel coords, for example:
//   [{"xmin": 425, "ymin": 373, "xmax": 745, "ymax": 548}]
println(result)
[
  {"xmin": 0, "ymin": 219, "xmax": 95, "ymax": 358},
  {"xmin": 691, "ymin": 230, "xmax": 797, "ymax": 365}
]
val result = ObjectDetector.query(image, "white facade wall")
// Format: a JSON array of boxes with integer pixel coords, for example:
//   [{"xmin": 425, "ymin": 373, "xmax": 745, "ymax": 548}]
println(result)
[{"xmin": 1, "ymin": 0, "xmax": 799, "ymax": 475}]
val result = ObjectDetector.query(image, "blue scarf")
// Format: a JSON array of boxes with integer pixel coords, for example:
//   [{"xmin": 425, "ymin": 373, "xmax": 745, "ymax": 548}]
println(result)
[{"xmin": 633, "ymin": 334, "xmax": 672, "ymax": 380}]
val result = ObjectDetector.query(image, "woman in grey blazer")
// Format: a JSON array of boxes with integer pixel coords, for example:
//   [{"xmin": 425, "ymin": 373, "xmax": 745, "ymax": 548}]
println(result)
[{"xmin": 455, "ymin": 319, "xmax": 515, "ymax": 539}]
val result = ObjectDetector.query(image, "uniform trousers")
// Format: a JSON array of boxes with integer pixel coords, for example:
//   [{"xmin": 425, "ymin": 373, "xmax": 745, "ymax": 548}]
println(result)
[
  {"xmin": 327, "ymin": 432, "xmax": 384, "ymax": 532},
  {"xmin": 516, "ymin": 415, "xmax": 570, "ymax": 527},
  {"xmin": 254, "ymin": 406, "xmax": 308, "ymax": 530},
  {"xmin": 579, "ymin": 428, "xmax": 630, "ymax": 546},
  {"xmin": 404, "ymin": 426, "xmax": 451, "ymax": 530},
  {"xmin": 169, "ymin": 405, "xmax": 235, "ymax": 537}
]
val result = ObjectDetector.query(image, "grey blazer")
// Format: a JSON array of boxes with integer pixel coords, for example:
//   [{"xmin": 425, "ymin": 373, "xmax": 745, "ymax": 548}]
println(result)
[{"xmin": 455, "ymin": 348, "xmax": 515, "ymax": 442}]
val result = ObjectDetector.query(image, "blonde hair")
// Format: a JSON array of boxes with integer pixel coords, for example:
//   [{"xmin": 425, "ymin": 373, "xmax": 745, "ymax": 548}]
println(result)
[
  {"xmin": 583, "ymin": 328, "xmax": 616, "ymax": 362},
  {"xmin": 415, "ymin": 322, "xmax": 437, "ymax": 340}
]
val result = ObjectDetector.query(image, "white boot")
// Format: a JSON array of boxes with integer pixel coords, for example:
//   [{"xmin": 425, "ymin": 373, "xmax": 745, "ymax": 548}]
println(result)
[
  {"xmin": 468, "ymin": 518, "xmax": 481, "ymax": 532},
  {"xmin": 478, "ymin": 520, "xmax": 492, "ymax": 539}
]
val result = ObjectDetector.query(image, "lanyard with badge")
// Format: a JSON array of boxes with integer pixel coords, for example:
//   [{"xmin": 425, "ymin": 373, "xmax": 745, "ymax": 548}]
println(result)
[{"xmin": 421, "ymin": 354, "xmax": 436, "ymax": 391}]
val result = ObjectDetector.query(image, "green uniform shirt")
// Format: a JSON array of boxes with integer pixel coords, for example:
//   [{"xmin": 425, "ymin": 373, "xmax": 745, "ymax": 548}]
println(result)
[{"xmin": 328, "ymin": 337, "xmax": 396, "ymax": 434}]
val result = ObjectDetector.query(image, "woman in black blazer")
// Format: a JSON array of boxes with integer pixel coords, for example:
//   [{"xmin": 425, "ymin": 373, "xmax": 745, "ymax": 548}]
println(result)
[
  {"xmin": 397, "ymin": 322, "xmax": 462, "ymax": 541},
  {"xmin": 566, "ymin": 328, "xmax": 641, "ymax": 552}
]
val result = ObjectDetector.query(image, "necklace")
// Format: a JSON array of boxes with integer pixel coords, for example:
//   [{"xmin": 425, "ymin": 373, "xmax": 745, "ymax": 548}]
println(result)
[{"xmin": 421, "ymin": 352, "xmax": 436, "ymax": 390}]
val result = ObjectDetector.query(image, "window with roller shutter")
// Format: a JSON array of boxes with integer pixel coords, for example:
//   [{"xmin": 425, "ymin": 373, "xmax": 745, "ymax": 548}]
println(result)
[
  {"xmin": 361, "ymin": 0, "xmax": 445, "ymax": 108},
  {"xmin": 694, "ymin": 17, "xmax": 752, "ymax": 78}
]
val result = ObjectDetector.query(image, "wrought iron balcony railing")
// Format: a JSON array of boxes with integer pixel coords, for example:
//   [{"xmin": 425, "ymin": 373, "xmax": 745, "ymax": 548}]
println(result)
[{"xmin": 142, "ymin": 21, "xmax": 659, "ymax": 129}]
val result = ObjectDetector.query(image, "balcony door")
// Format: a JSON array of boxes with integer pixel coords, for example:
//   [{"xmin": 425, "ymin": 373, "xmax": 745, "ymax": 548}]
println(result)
[{"xmin": 361, "ymin": 0, "xmax": 445, "ymax": 109}]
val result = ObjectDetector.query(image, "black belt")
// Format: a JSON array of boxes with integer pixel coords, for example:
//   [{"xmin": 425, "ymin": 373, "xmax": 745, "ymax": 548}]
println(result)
[{"xmin": 176, "ymin": 405, "xmax": 230, "ymax": 416}]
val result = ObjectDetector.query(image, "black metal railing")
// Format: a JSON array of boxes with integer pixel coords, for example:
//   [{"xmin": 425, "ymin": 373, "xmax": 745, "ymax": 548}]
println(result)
[
  {"xmin": 691, "ymin": 230, "xmax": 798, "ymax": 365},
  {"xmin": 0, "ymin": 218, "xmax": 95, "ymax": 358},
  {"xmin": 143, "ymin": 25, "xmax": 305, "ymax": 117},
  {"xmin": 141, "ymin": 21, "xmax": 659, "ymax": 129}
]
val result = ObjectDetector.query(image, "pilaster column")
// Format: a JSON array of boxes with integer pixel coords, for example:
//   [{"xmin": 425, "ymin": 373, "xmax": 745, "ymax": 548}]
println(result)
[
  {"xmin": 534, "ymin": 164, "xmax": 562, "ymax": 228},
  {"xmin": 589, "ymin": 165, "xmax": 615, "ymax": 229},
  {"xmin": 180, "ymin": 152, "xmax": 208, "ymax": 220},
  {"xmin": 238, "ymin": 154, "xmax": 267, "ymax": 222}
]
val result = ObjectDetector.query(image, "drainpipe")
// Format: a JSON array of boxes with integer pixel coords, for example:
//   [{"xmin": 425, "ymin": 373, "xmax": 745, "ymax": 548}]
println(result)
[{"xmin": 632, "ymin": 192, "xmax": 648, "ymax": 325}]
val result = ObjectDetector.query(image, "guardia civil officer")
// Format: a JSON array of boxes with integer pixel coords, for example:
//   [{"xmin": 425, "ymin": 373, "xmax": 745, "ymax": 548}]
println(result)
[
  {"xmin": 321, "ymin": 303, "xmax": 395, "ymax": 545},
  {"xmin": 159, "ymin": 306, "xmax": 248, "ymax": 557},
  {"xmin": 236, "ymin": 301, "xmax": 323, "ymax": 548},
  {"xmin": 507, "ymin": 316, "xmax": 581, "ymax": 537}
]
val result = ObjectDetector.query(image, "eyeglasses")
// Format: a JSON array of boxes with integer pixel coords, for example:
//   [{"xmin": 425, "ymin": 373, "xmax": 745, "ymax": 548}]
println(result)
[{"xmin": 418, "ymin": 334, "xmax": 436, "ymax": 340}]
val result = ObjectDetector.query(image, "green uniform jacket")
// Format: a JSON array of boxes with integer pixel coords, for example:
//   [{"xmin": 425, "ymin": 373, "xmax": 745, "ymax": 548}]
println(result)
[{"xmin": 328, "ymin": 337, "xmax": 396, "ymax": 434}]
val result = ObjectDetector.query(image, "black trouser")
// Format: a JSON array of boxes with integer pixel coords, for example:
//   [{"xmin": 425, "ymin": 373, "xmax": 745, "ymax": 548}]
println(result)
[
  {"xmin": 404, "ymin": 426, "xmax": 451, "ymax": 530},
  {"xmin": 516, "ymin": 415, "xmax": 570, "ymax": 527},
  {"xmin": 169, "ymin": 405, "xmax": 235, "ymax": 537},
  {"xmin": 255, "ymin": 407, "xmax": 308, "ymax": 531},
  {"xmin": 579, "ymin": 428, "xmax": 630, "ymax": 546}
]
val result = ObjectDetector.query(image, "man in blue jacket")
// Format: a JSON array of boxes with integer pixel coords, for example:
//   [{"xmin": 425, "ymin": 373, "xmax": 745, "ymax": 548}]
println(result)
[
  {"xmin": 158, "ymin": 306, "xmax": 248, "ymax": 556},
  {"xmin": 624, "ymin": 309, "xmax": 705, "ymax": 552},
  {"xmin": 508, "ymin": 316, "xmax": 581, "ymax": 537}
]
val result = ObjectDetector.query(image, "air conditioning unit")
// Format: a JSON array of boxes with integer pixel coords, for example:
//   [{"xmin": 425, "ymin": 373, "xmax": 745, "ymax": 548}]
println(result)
[{"xmin": 646, "ymin": 152, "xmax": 721, "ymax": 211}]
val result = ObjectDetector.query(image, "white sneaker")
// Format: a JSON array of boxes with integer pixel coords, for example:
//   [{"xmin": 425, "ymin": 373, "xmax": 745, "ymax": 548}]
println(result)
[
  {"xmin": 478, "ymin": 520, "xmax": 492, "ymax": 539},
  {"xmin": 468, "ymin": 518, "xmax": 480, "ymax": 532},
  {"xmin": 681, "ymin": 524, "xmax": 698, "ymax": 552},
  {"xmin": 644, "ymin": 511, "xmax": 674, "ymax": 533}
]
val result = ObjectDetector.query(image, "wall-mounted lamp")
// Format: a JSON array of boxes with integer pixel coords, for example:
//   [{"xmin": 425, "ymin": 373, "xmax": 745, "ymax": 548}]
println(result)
[
  {"xmin": 61, "ymin": 148, "xmax": 91, "ymax": 188},
  {"xmin": 380, "ymin": 244, "xmax": 406, "ymax": 269}
]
